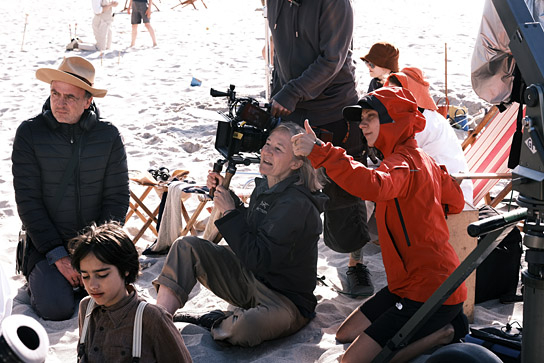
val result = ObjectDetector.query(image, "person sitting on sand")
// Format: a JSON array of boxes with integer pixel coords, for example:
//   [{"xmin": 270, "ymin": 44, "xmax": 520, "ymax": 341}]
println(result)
[
  {"xmin": 361, "ymin": 42, "xmax": 399, "ymax": 92},
  {"xmin": 12, "ymin": 56, "xmax": 129, "ymax": 321},
  {"xmin": 292, "ymin": 87, "xmax": 469, "ymax": 363},
  {"xmin": 70, "ymin": 222, "xmax": 192, "ymax": 362},
  {"xmin": 152, "ymin": 122, "xmax": 328, "ymax": 347}
]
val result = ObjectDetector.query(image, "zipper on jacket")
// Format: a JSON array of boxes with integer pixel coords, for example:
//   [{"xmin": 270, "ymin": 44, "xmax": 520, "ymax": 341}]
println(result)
[
  {"xmin": 76, "ymin": 132, "xmax": 84, "ymax": 228},
  {"xmin": 385, "ymin": 217, "xmax": 405, "ymax": 263},
  {"xmin": 394, "ymin": 198, "xmax": 411, "ymax": 247}
]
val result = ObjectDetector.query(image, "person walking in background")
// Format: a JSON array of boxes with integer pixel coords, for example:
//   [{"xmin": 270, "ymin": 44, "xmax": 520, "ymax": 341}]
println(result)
[
  {"xmin": 362, "ymin": 42, "xmax": 399, "ymax": 92},
  {"xmin": 12, "ymin": 56, "xmax": 129, "ymax": 321},
  {"xmin": 91, "ymin": 0, "xmax": 118, "ymax": 54},
  {"xmin": 70, "ymin": 222, "xmax": 192, "ymax": 362},
  {"xmin": 266, "ymin": 0, "xmax": 374, "ymax": 298},
  {"xmin": 127, "ymin": 0, "xmax": 157, "ymax": 47}
]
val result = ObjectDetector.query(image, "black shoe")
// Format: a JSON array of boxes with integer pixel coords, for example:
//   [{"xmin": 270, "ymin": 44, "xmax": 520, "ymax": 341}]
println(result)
[
  {"xmin": 450, "ymin": 312, "xmax": 469, "ymax": 343},
  {"xmin": 499, "ymin": 293, "xmax": 523, "ymax": 304},
  {"xmin": 173, "ymin": 310, "xmax": 226, "ymax": 330},
  {"xmin": 142, "ymin": 241, "xmax": 169, "ymax": 256},
  {"xmin": 346, "ymin": 263, "xmax": 374, "ymax": 298}
]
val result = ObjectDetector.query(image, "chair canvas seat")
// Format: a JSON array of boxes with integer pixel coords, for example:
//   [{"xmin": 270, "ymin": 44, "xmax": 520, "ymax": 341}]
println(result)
[{"xmin": 463, "ymin": 103, "xmax": 519, "ymax": 205}]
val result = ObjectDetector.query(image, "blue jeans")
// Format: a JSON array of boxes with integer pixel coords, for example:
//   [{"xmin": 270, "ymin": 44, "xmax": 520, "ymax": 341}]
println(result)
[{"xmin": 28, "ymin": 259, "xmax": 78, "ymax": 321}]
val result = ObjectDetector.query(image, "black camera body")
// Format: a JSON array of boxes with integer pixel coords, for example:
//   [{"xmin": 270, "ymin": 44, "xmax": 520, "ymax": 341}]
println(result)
[{"xmin": 211, "ymin": 85, "xmax": 280, "ymax": 162}]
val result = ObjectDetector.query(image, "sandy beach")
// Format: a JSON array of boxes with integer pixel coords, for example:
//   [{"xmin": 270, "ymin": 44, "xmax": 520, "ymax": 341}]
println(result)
[{"xmin": 0, "ymin": 0, "xmax": 524, "ymax": 361}]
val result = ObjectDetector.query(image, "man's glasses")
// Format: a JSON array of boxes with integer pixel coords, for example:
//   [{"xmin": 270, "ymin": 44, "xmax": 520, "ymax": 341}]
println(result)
[{"xmin": 363, "ymin": 59, "xmax": 375, "ymax": 69}]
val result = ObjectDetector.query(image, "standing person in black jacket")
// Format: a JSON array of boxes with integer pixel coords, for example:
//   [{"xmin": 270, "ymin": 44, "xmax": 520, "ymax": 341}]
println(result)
[
  {"xmin": 12, "ymin": 56, "xmax": 129, "ymax": 321},
  {"xmin": 153, "ymin": 123, "xmax": 328, "ymax": 347},
  {"xmin": 265, "ymin": 0, "xmax": 373, "ymax": 298}
]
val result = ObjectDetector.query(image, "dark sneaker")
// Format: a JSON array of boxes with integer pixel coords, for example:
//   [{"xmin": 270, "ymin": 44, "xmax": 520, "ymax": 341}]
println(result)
[
  {"xmin": 450, "ymin": 312, "xmax": 469, "ymax": 343},
  {"xmin": 142, "ymin": 241, "xmax": 169, "ymax": 256},
  {"xmin": 173, "ymin": 312, "xmax": 200, "ymax": 325},
  {"xmin": 173, "ymin": 310, "xmax": 226, "ymax": 330},
  {"xmin": 346, "ymin": 263, "xmax": 374, "ymax": 298}
]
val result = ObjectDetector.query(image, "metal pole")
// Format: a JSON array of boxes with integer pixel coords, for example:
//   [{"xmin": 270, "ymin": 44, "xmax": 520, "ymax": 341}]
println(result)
[{"xmin": 263, "ymin": 2, "xmax": 272, "ymax": 100}]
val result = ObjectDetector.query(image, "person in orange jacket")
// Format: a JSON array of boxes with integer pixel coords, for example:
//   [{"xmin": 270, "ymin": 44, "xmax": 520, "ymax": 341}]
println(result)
[{"xmin": 292, "ymin": 87, "xmax": 468, "ymax": 363}]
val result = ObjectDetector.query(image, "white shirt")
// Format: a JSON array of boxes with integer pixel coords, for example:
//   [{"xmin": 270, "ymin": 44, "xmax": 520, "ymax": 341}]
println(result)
[
  {"xmin": 91, "ymin": 0, "xmax": 114, "ymax": 15},
  {"xmin": 416, "ymin": 109, "xmax": 474, "ymax": 205}
]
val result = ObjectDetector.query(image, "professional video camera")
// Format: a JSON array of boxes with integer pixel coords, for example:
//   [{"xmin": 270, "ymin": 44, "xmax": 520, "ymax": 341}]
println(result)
[{"xmin": 210, "ymin": 84, "xmax": 280, "ymax": 164}]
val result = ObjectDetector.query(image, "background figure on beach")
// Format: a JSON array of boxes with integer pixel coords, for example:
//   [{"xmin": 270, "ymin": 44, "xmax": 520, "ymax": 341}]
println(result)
[
  {"xmin": 266, "ymin": 0, "xmax": 374, "ymax": 298},
  {"xmin": 70, "ymin": 222, "xmax": 192, "ymax": 362},
  {"xmin": 11, "ymin": 56, "xmax": 129, "ymax": 321},
  {"xmin": 91, "ymin": 0, "xmax": 118, "ymax": 53},
  {"xmin": 385, "ymin": 67, "xmax": 474, "ymax": 204},
  {"xmin": 292, "ymin": 87, "xmax": 469, "ymax": 363},
  {"xmin": 153, "ymin": 123, "xmax": 328, "ymax": 347},
  {"xmin": 128, "ymin": 0, "xmax": 157, "ymax": 47},
  {"xmin": 362, "ymin": 42, "xmax": 399, "ymax": 93}
]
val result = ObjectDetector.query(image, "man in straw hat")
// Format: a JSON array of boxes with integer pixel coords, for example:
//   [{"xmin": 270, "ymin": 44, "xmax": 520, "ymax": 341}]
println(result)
[{"xmin": 12, "ymin": 56, "xmax": 129, "ymax": 321}]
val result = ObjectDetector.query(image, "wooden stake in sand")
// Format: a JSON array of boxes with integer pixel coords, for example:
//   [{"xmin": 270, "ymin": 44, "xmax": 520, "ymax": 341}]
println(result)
[
  {"xmin": 437, "ymin": 42, "xmax": 450, "ymax": 118},
  {"xmin": 21, "ymin": 14, "xmax": 29, "ymax": 51},
  {"xmin": 444, "ymin": 42, "xmax": 449, "ymax": 112},
  {"xmin": 69, "ymin": 24, "xmax": 72, "ymax": 40}
]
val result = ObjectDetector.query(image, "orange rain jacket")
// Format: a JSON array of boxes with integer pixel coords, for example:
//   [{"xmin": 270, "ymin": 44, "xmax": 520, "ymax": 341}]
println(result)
[{"xmin": 309, "ymin": 87, "xmax": 467, "ymax": 305}]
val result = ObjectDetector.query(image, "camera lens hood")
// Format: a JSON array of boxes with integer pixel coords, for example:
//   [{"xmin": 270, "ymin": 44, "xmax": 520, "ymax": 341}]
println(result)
[{"xmin": 0, "ymin": 315, "xmax": 49, "ymax": 363}]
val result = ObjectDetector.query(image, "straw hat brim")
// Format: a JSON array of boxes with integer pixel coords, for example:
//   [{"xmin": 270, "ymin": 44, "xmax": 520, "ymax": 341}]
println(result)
[{"xmin": 36, "ymin": 68, "xmax": 107, "ymax": 98}]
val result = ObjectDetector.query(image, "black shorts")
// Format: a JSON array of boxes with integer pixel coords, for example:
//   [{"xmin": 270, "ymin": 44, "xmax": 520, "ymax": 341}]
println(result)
[
  {"xmin": 360, "ymin": 286, "xmax": 463, "ymax": 347},
  {"xmin": 131, "ymin": 1, "xmax": 150, "ymax": 24}
]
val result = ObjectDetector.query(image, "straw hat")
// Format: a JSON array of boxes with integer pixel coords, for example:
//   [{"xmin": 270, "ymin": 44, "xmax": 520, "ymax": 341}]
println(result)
[
  {"xmin": 398, "ymin": 67, "xmax": 438, "ymax": 111},
  {"xmin": 36, "ymin": 56, "xmax": 107, "ymax": 98}
]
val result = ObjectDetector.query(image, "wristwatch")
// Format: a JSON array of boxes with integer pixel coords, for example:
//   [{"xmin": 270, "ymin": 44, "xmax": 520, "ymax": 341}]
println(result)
[{"xmin": 314, "ymin": 138, "xmax": 324, "ymax": 147}]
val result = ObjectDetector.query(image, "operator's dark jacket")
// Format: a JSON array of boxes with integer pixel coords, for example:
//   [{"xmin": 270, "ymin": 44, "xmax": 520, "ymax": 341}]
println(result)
[
  {"xmin": 12, "ymin": 99, "xmax": 130, "ymax": 276},
  {"xmin": 215, "ymin": 175, "xmax": 328, "ymax": 316},
  {"xmin": 268, "ymin": 0, "xmax": 359, "ymax": 126}
]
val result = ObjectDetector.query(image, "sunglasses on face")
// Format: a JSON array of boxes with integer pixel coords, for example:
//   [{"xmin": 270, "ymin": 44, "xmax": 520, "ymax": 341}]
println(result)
[{"xmin": 363, "ymin": 59, "xmax": 375, "ymax": 69}]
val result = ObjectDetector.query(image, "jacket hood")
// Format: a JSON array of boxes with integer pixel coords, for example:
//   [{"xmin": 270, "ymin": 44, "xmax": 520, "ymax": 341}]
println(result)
[
  {"xmin": 41, "ymin": 97, "xmax": 100, "ymax": 131},
  {"xmin": 362, "ymin": 87, "xmax": 426, "ymax": 157}
]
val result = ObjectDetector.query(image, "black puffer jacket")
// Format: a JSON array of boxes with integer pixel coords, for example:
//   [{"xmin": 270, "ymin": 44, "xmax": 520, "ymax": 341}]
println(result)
[
  {"xmin": 215, "ymin": 174, "xmax": 328, "ymax": 317},
  {"xmin": 12, "ymin": 98, "xmax": 129, "ymax": 276}
]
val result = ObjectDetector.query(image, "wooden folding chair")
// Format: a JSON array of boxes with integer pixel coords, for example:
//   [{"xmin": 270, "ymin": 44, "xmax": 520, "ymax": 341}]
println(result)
[
  {"xmin": 452, "ymin": 103, "xmax": 522, "ymax": 207},
  {"xmin": 171, "ymin": 0, "xmax": 207, "ymax": 10},
  {"xmin": 125, "ymin": 181, "xmax": 164, "ymax": 244}
]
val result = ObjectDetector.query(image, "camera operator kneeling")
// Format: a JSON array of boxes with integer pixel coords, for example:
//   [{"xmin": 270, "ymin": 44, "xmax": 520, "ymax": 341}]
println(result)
[{"xmin": 153, "ymin": 122, "xmax": 328, "ymax": 347}]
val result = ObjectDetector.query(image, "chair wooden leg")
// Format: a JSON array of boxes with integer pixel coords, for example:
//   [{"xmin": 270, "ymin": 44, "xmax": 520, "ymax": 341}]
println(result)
[
  {"xmin": 180, "ymin": 200, "xmax": 208, "ymax": 237},
  {"xmin": 132, "ymin": 204, "xmax": 160, "ymax": 244},
  {"xmin": 126, "ymin": 187, "xmax": 153, "ymax": 221},
  {"xmin": 130, "ymin": 190, "xmax": 159, "ymax": 224},
  {"xmin": 490, "ymin": 181, "xmax": 513, "ymax": 208}
]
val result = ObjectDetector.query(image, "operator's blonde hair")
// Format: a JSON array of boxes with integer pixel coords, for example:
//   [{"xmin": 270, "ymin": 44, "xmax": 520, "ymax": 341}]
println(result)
[{"xmin": 270, "ymin": 122, "xmax": 325, "ymax": 192}]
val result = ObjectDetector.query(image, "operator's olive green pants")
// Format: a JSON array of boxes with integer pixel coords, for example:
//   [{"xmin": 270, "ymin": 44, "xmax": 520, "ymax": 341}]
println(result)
[{"xmin": 153, "ymin": 236, "xmax": 309, "ymax": 347}]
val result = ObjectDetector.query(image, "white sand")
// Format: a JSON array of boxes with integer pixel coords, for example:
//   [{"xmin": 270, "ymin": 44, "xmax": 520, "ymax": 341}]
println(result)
[{"xmin": 0, "ymin": 0, "xmax": 523, "ymax": 361}]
